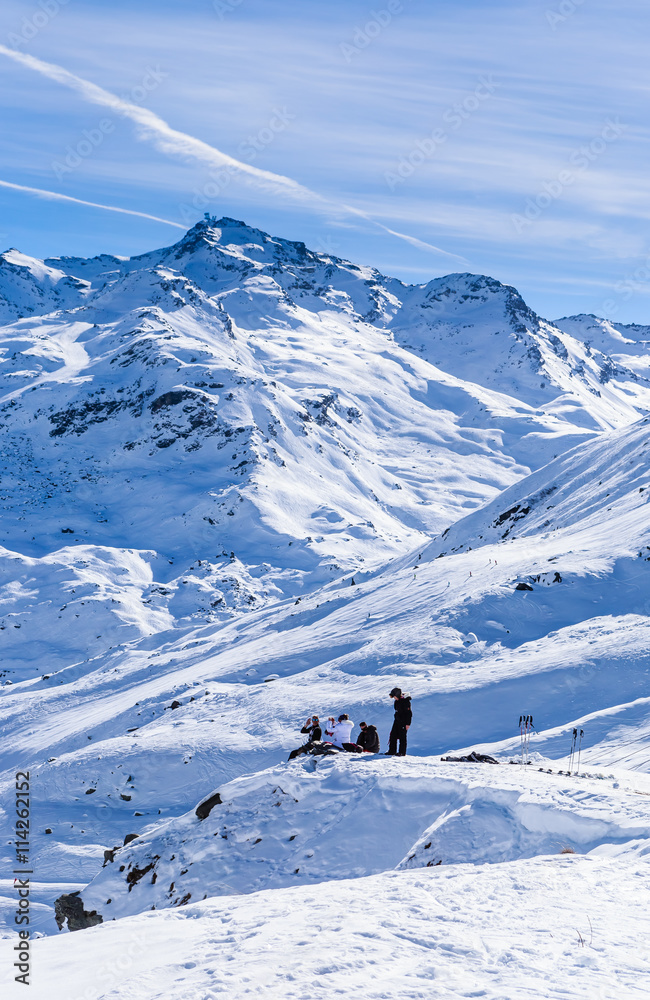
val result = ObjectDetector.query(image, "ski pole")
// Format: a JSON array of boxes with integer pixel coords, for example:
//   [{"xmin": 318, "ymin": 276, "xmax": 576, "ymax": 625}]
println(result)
[
  {"xmin": 519, "ymin": 715, "xmax": 523, "ymax": 763},
  {"xmin": 569, "ymin": 728, "xmax": 577, "ymax": 772},
  {"xmin": 521, "ymin": 715, "xmax": 526, "ymax": 764},
  {"xmin": 576, "ymin": 729, "xmax": 584, "ymax": 775},
  {"xmin": 523, "ymin": 715, "xmax": 528, "ymax": 764}
]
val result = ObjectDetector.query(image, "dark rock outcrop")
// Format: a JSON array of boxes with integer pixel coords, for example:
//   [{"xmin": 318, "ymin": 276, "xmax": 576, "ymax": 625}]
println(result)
[
  {"xmin": 54, "ymin": 891, "xmax": 103, "ymax": 932},
  {"xmin": 126, "ymin": 862, "xmax": 155, "ymax": 891},
  {"xmin": 195, "ymin": 791, "xmax": 222, "ymax": 820}
]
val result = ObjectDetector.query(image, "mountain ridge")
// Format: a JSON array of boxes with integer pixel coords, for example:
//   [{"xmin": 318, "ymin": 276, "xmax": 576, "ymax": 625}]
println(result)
[{"xmin": 1, "ymin": 218, "xmax": 649, "ymax": 672}]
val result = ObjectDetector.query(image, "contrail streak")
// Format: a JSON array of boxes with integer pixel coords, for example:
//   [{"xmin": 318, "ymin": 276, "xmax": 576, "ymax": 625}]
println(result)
[
  {"xmin": 0, "ymin": 179, "xmax": 186, "ymax": 228},
  {"xmin": 0, "ymin": 44, "xmax": 466, "ymax": 262},
  {"xmin": 0, "ymin": 44, "xmax": 319, "ymax": 205}
]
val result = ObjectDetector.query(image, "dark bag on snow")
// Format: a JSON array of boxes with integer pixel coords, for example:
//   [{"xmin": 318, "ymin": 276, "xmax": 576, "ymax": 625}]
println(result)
[{"xmin": 440, "ymin": 751, "xmax": 500, "ymax": 764}]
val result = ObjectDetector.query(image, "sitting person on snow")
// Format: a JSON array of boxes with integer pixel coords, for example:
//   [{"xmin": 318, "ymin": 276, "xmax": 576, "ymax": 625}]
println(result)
[
  {"xmin": 301, "ymin": 715, "xmax": 322, "ymax": 742},
  {"xmin": 324, "ymin": 716, "xmax": 336, "ymax": 741},
  {"xmin": 288, "ymin": 715, "xmax": 323, "ymax": 761},
  {"xmin": 356, "ymin": 721, "xmax": 380, "ymax": 753},
  {"xmin": 330, "ymin": 713, "xmax": 359, "ymax": 751}
]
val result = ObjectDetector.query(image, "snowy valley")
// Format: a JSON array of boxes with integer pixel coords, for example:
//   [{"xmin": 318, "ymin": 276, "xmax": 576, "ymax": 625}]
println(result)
[{"xmin": 0, "ymin": 217, "xmax": 649, "ymax": 999}]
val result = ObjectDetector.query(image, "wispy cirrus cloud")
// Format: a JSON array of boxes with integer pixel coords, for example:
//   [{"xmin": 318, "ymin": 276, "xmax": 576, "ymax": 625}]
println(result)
[{"xmin": 0, "ymin": 42, "xmax": 465, "ymax": 262}]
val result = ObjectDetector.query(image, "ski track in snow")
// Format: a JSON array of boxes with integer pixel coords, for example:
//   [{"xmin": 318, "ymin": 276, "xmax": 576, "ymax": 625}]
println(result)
[{"xmin": 1, "ymin": 218, "xmax": 650, "ymax": 999}]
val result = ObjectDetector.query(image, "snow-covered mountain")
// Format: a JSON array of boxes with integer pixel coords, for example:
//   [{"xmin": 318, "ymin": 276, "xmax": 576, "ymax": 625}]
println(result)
[
  {"xmin": 555, "ymin": 312, "xmax": 650, "ymax": 360},
  {"xmin": 1, "ymin": 218, "xmax": 649, "ymax": 999},
  {"xmin": 2, "ymin": 218, "xmax": 650, "ymax": 677}
]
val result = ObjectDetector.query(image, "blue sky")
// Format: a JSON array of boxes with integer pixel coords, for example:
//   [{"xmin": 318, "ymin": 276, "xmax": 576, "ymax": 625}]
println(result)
[{"xmin": 0, "ymin": 0, "xmax": 649, "ymax": 322}]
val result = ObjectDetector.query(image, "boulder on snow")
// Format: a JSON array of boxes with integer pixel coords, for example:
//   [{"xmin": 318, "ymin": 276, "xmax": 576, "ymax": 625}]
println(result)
[
  {"xmin": 515, "ymin": 582, "xmax": 534, "ymax": 592},
  {"xmin": 54, "ymin": 891, "xmax": 103, "ymax": 932},
  {"xmin": 196, "ymin": 791, "xmax": 222, "ymax": 820}
]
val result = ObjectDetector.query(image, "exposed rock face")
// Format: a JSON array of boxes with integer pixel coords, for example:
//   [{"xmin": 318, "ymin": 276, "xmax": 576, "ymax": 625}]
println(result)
[
  {"xmin": 196, "ymin": 791, "xmax": 222, "ymax": 820},
  {"xmin": 54, "ymin": 891, "xmax": 103, "ymax": 932}
]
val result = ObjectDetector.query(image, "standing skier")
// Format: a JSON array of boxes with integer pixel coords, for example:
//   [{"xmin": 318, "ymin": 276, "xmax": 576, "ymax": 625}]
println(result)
[{"xmin": 385, "ymin": 688, "xmax": 412, "ymax": 756}]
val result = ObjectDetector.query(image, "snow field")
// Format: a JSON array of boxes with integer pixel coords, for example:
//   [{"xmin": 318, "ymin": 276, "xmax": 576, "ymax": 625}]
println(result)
[{"xmin": 2, "ymin": 855, "xmax": 649, "ymax": 999}]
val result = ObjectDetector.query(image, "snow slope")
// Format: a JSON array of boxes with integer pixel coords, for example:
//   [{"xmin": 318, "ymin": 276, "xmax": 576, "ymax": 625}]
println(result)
[
  {"xmin": 2, "ymin": 856, "xmax": 649, "ymax": 1000},
  {"xmin": 1, "ymin": 219, "xmax": 650, "ymax": 999},
  {"xmin": 0, "ymin": 250, "xmax": 93, "ymax": 324},
  {"xmin": 70, "ymin": 754, "xmax": 650, "ymax": 928},
  {"xmin": 1, "ymin": 411, "xmax": 650, "ymax": 952}
]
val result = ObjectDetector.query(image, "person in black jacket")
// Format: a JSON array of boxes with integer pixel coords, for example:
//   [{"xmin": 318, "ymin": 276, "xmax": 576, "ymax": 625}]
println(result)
[
  {"xmin": 357, "ymin": 722, "xmax": 380, "ymax": 754},
  {"xmin": 385, "ymin": 688, "xmax": 412, "ymax": 756},
  {"xmin": 288, "ymin": 716, "xmax": 322, "ymax": 760},
  {"xmin": 301, "ymin": 716, "xmax": 322, "ymax": 742}
]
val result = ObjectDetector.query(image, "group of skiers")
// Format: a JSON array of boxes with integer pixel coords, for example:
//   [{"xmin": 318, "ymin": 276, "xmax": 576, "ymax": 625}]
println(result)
[{"xmin": 288, "ymin": 687, "xmax": 412, "ymax": 761}]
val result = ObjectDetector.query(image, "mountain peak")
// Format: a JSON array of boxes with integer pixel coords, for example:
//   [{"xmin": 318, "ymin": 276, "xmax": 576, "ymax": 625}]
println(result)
[{"xmin": 177, "ymin": 214, "xmax": 277, "ymax": 247}]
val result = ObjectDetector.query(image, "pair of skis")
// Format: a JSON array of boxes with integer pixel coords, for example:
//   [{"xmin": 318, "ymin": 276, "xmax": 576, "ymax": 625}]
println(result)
[
  {"xmin": 569, "ymin": 727, "xmax": 584, "ymax": 774},
  {"xmin": 519, "ymin": 714, "xmax": 534, "ymax": 764}
]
